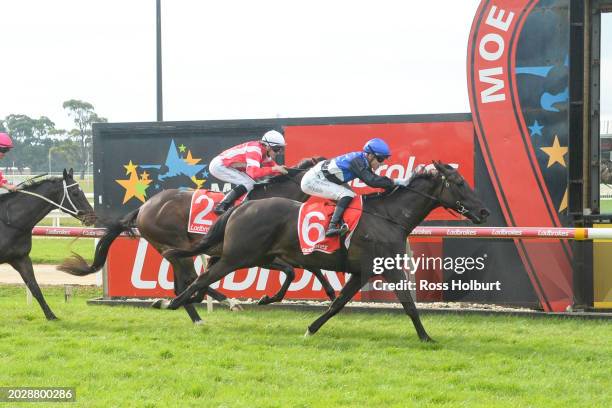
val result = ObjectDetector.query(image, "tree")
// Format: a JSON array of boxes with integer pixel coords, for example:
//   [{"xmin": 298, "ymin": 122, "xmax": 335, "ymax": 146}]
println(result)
[
  {"xmin": 63, "ymin": 99, "xmax": 107, "ymax": 178},
  {"xmin": 3, "ymin": 114, "xmax": 56, "ymax": 172}
]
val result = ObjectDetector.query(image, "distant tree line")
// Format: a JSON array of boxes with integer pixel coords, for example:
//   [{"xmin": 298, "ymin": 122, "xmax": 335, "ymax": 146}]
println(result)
[{"xmin": 0, "ymin": 100, "xmax": 107, "ymax": 178}]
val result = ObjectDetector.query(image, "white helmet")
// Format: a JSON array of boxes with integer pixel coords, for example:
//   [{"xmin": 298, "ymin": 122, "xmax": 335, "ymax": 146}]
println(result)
[{"xmin": 261, "ymin": 130, "xmax": 286, "ymax": 147}]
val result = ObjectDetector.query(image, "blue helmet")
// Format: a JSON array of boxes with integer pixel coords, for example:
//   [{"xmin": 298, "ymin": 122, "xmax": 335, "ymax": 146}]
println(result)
[{"xmin": 363, "ymin": 138, "xmax": 391, "ymax": 158}]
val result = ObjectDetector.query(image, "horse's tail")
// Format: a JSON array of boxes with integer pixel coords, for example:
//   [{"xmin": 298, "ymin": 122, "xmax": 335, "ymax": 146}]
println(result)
[
  {"xmin": 57, "ymin": 208, "xmax": 140, "ymax": 276},
  {"xmin": 163, "ymin": 205, "xmax": 237, "ymax": 259}
]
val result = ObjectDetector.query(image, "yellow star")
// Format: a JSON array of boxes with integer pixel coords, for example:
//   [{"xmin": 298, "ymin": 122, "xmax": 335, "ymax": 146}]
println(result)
[
  {"xmin": 141, "ymin": 171, "xmax": 150, "ymax": 181},
  {"xmin": 178, "ymin": 144, "xmax": 187, "ymax": 153},
  {"xmin": 540, "ymin": 135, "xmax": 568, "ymax": 168},
  {"xmin": 184, "ymin": 150, "xmax": 202, "ymax": 165},
  {"xmin": 116, "ymin": 171, "xmax": 152, "ymax": 204},
  {"xmin": 191, "ymin": 176, "xmax": 205, "ymax": 189},
  {"xmin": 124, "ymin": 160, "xmax": 138, "ymax": 175}
]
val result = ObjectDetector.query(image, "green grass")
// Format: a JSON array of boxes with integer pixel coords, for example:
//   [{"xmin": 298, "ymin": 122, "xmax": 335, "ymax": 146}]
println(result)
[
  {"xmin": 601, "ymin": 199, "xmax": 612, "ymax": 213},
  {"xmin": 29, "ymin": 237, "xmax": 94, "ymax": 264},
  {"xmin": 0, "ymin": 286, "xmax": 610, "ymax": 407}
]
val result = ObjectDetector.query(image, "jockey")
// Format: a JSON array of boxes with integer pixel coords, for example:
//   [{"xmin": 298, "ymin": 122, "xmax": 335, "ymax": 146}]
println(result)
[
  {"xmin": 210, "ymin": 130, "xmax": 288, "ymax": 215},
  {"xmin": 301, "ymin": 138, "xmax": 409, "ymax": 237},
  {"xmin": 0, "ymin": 132, "xmax": 17, "ymax": 192}
]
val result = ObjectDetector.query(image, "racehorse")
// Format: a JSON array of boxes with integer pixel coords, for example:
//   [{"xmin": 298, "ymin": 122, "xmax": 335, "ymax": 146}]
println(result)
[
  {"xmin": 161, "ymin": 162, "xmax": 490, "ymax": 342},
  {"xmin": 58, "ymin": 157, "xmax": 339, "ymax": 324},
  {"xmin": 0, "ymin": 169, "xmax": 95, "ymax": 320}
]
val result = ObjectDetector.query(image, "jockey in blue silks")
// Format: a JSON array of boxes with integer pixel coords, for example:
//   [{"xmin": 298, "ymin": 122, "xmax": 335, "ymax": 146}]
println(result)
[{"xmin": 301, "ymin": 138, "xmax": 409, "ymax": 237}]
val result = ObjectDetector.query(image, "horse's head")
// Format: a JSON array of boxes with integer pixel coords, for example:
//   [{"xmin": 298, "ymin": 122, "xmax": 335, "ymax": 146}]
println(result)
[
  {"xmin": 430, "ymin": 161, "xmax": 490, "ymax": 224},
  {"xmin": 60, "ymin": 169, "xmax": 96, "ymax": 225}
]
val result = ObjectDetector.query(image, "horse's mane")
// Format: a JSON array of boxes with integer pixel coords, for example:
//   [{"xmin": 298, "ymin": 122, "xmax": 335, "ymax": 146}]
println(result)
[
  {"xmin": 363, "ymin": 171, "xmax": 439, "ymax": 200},
  {"xmin": 0, "ymin": 175, "xmax": 62, "ymax": 203},
  {"xmin": 255, "ymin": 156, "xmax": 326, "ymax": 186},
  {"xmin": 18, "ymin": 175, "xmax": 63, "ymax": 189}
]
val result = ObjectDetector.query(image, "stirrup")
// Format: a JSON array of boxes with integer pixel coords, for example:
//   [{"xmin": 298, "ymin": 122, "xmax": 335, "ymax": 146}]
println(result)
[
  {"xmin": 213, "ymin": 202, "xmax": 229, "ymax": 215},
  {"xmin": 325, "ymin": 222, "xmax": 349, "ymax": 237}
]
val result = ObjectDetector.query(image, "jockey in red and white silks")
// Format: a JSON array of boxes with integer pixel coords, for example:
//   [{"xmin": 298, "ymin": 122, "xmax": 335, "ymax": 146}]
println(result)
[
  {"xmin": 210, "ymin": 130, "xmax": 288, "ymax": 214},
  {"xmin": 0, "ymin": 132, "xmax": 17, "ymax": 193}
]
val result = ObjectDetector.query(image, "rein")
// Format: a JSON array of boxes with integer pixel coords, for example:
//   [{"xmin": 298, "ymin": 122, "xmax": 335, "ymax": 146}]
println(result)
[{"xmin": 16, "ymin": 180, "xmax": 82, "ymax": 215}]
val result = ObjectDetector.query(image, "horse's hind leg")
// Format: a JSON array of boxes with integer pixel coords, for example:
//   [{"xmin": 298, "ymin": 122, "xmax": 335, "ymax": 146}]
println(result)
[
  {"xmin": 10, "ymin": 256, "xmax": 57, "ymax": 320},
  {"xmin": 257, "ymin": 261, "xmax": 295, "ymax": 305},
  {"xmin": 305, "ymin": 273, "xmax": 363, "ymax": 336},
  {"xmin": 165, "ymin": 259, "xmax": 239, "ymax": 310},
  {"xmin": 169, "ymin": 257, "xmax": 203, "ymax": 324}
]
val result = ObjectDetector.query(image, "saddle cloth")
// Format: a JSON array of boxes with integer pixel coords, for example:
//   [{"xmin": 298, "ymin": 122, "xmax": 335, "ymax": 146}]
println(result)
[{"xmin": 297, "ymin": 196, "xmax": 363, "ymax": 255}]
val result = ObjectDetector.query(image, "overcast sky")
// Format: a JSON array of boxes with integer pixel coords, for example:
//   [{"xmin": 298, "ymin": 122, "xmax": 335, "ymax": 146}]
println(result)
[{"xmin": 0, "ymin": 1, "xmax": 610, "ymax": 131}]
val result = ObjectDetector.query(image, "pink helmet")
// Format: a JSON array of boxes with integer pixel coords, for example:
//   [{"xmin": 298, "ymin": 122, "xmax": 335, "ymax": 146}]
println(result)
[{"xmin": 0, "ymin": 132, "xmax": 13, "ymax": 149}]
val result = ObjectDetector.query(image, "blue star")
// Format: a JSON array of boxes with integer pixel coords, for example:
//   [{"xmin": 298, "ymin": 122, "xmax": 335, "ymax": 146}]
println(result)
[
  {"xmin": 158, "ymin": 140, "xmax": 206, "ymax": 181},
  {"xmin": 154, "ymin": 184, "xmax": 160, "ymax": 189},
  {"xmin": 528, "ymin": 120, "xmax": 544, "ymax": 137},
  {"xmin": 201, "ymin": 169, "xmax": 209, "ymax": 178}
]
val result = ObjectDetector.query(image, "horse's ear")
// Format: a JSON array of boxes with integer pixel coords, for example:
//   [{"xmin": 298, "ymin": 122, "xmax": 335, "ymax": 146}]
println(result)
[
  {"xmin": 63, "ymin": 169, "xmax": 68, "ymax": 179},
  {"xmin": 432, "ymin": 160, "xmax": 445, "ymax": 173},
  {"xmin": 69, "ymin": 168, "xmax": 74, "ymax": 178}
]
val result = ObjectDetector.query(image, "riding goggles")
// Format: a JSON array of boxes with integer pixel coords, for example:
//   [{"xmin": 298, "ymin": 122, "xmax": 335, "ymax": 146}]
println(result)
[{"xmin": 0, "ymin": 147, "xmax": 11, "ymax": 154}]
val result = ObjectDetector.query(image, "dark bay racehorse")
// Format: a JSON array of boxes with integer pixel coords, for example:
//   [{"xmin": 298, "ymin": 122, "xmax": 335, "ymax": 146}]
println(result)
[
  {"xmin": 0, "ymin": 169, "xmax": 95, "ymax": 320},
  {"xmin": 58, "ymin": 158, "xmax": 338, "ymax": 324},
  {"xmin": 162, "ymin": 162, "xmax": 490, "ymax": 341}
]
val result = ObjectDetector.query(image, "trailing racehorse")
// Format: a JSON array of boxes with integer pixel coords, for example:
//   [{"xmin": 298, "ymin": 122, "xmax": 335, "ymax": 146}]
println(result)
[
  {"xmin": 161, "ymin": 162, "xmax": 490, "ymax": 341},
  {"xmin": 58, "ymin": 157, "xmax": 338, "ymax": 324},
  {"xmin": 0, "ymin": 169, "xmax": 95, "ymax": 320}
]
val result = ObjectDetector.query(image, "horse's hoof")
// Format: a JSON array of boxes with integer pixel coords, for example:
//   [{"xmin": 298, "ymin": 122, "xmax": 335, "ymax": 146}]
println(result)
[
  {"xmin": 257, "ymin": 296, "xmax": 271, "ymax": 305},
  {"xmin": 152, "ymin": 299, "xmax": 171, "ymax": 310},
  {"xmin": 420, "ymin": 336, "xmax": 436, "ymax": 343},
  {"xmin": 304, "ymin": 329, "xmax": 314, "ymax": 338},
  {"xmin": 194, "ymin": 320, "xmax": 205, "ymax": 326},
  {"xmin": 225, "ymin": 299, "xmax": 243, "ymax": 311},
  {"xmin": 47, "ymin": 316, "xmax": 59, "ymax": 321},
  {"xmin": 150, "ymin": 299, "xmax": 163, "ymax": 309}
]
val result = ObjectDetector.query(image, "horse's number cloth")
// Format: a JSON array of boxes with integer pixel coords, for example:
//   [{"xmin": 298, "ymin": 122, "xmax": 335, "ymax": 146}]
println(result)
[
  {"xmin": 188, "ymin": 190, "xmax": 245, "ymax": 235},
  {"xmin": 297, "ymin": 196, "xmax": 363, "ymax": 255}
]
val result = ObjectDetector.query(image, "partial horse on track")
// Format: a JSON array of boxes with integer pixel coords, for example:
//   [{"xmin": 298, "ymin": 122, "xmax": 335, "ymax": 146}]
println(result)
[
  {"xmin": 0, "ymin": 169, "xmax": 95, "ymax": 320},
  {"xmin": 58, "ymin": 157, "xmax": 338, "ymax": 324},
  {"xmin": 162, "ymin": 162, "xmax": 490, "ymax": 341}
]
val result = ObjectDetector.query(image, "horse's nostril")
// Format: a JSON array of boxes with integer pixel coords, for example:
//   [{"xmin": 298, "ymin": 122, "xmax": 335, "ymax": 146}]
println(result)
[{"xmin": 480, "ymin": 208, "xmax": 490, "ymax": 217}]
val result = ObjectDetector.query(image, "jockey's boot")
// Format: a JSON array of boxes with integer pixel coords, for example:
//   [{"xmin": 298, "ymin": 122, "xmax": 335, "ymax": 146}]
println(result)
[
  {"xmin": 325, "ymin": 196, "xmax": 353, "ymax": 237},
  {"xmin": 214, "ymin": 184, "xmax": 248, "ymax": 215}
]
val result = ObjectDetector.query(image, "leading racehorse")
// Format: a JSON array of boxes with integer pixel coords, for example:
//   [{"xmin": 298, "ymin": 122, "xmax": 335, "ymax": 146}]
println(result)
[
  {"xmin": 58, "ymin": 158, "xmax": 339, "ymax": 324},
  {"xmin": 162, "ymin": 162, "xmax": 490, "ymax": 342},
  {"xmin": 0, "ymin": 169, "xmax": 95, "ymax": 320}
]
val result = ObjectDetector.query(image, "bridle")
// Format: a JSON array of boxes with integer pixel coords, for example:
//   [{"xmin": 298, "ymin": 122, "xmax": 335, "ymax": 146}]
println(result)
[
  {"xmin": 403, "ymin": 173, "xmax": 469, "ymax": 216},
  {"xmin": 17, "ymin": 180, "xmax": 83, "ymax": 216}
]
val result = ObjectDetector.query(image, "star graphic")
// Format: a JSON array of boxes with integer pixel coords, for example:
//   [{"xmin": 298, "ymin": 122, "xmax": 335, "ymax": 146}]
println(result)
[
  {"xmin": 559, "ymin": 187, "xmax": 568, "ymax": 213},
  {"xmin": 540, "ymin": 135, "xmax": 568, "ymax": 168},
  {"xmin": 191, "ymin": 176, "xmax": 206, "ymax": 189},
  {"xmin": 528, "ymin": 120, "xmax": 544, "ymax": 137},
  {"xmin": 158, "ymin": 140, "xmax": 206, "ymax": 183},
  {"xmin": 124, "ymin": 160, "xmax": 138, "ymax": 175},
  {"xmin": 178, "ymin": 144, "xmax": 187, "ymax": 153},
  {"xmin": 201, "ymin": 169, "xmax": 209, "ymax": 178},
  {"xmin": 116, "ymin": 171, "xmax": 152, "ymax": 204},
  {"xmin": 141, "ymin": 171, "xmax": 150, "ymax": 181},
  {"xmin": 184, "ymin": 150, "xmax": 202, "ymax": 165}
]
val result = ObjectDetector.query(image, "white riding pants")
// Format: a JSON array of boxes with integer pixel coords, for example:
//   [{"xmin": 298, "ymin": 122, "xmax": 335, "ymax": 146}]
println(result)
[
  {"xmin": 209, "ymin": 156, "xmax": 256, "ymax": 191},
  {"xmin": 300, "ymin": 162, "xmax": 356, "ymax": 201}
]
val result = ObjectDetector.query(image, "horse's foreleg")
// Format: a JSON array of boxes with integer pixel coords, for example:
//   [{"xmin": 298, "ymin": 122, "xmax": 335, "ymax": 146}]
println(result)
[
  {"xmin": 382, "ymin": 267, "xmax": 432, "ymax": 342},
  {"xmin": 257, "ymin": 262, "xmax": 294, "ymax": 305},
  {"xmin": 10, "ymin": 256, "xmax": 57, "ymax": 320},
  {"xmin": 305, "ymin": 273, "xmax": 363, "ymax": 336},
  {"xmin": 310, "ymin": 268, "xmax": 337, "ymax": 301}
]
